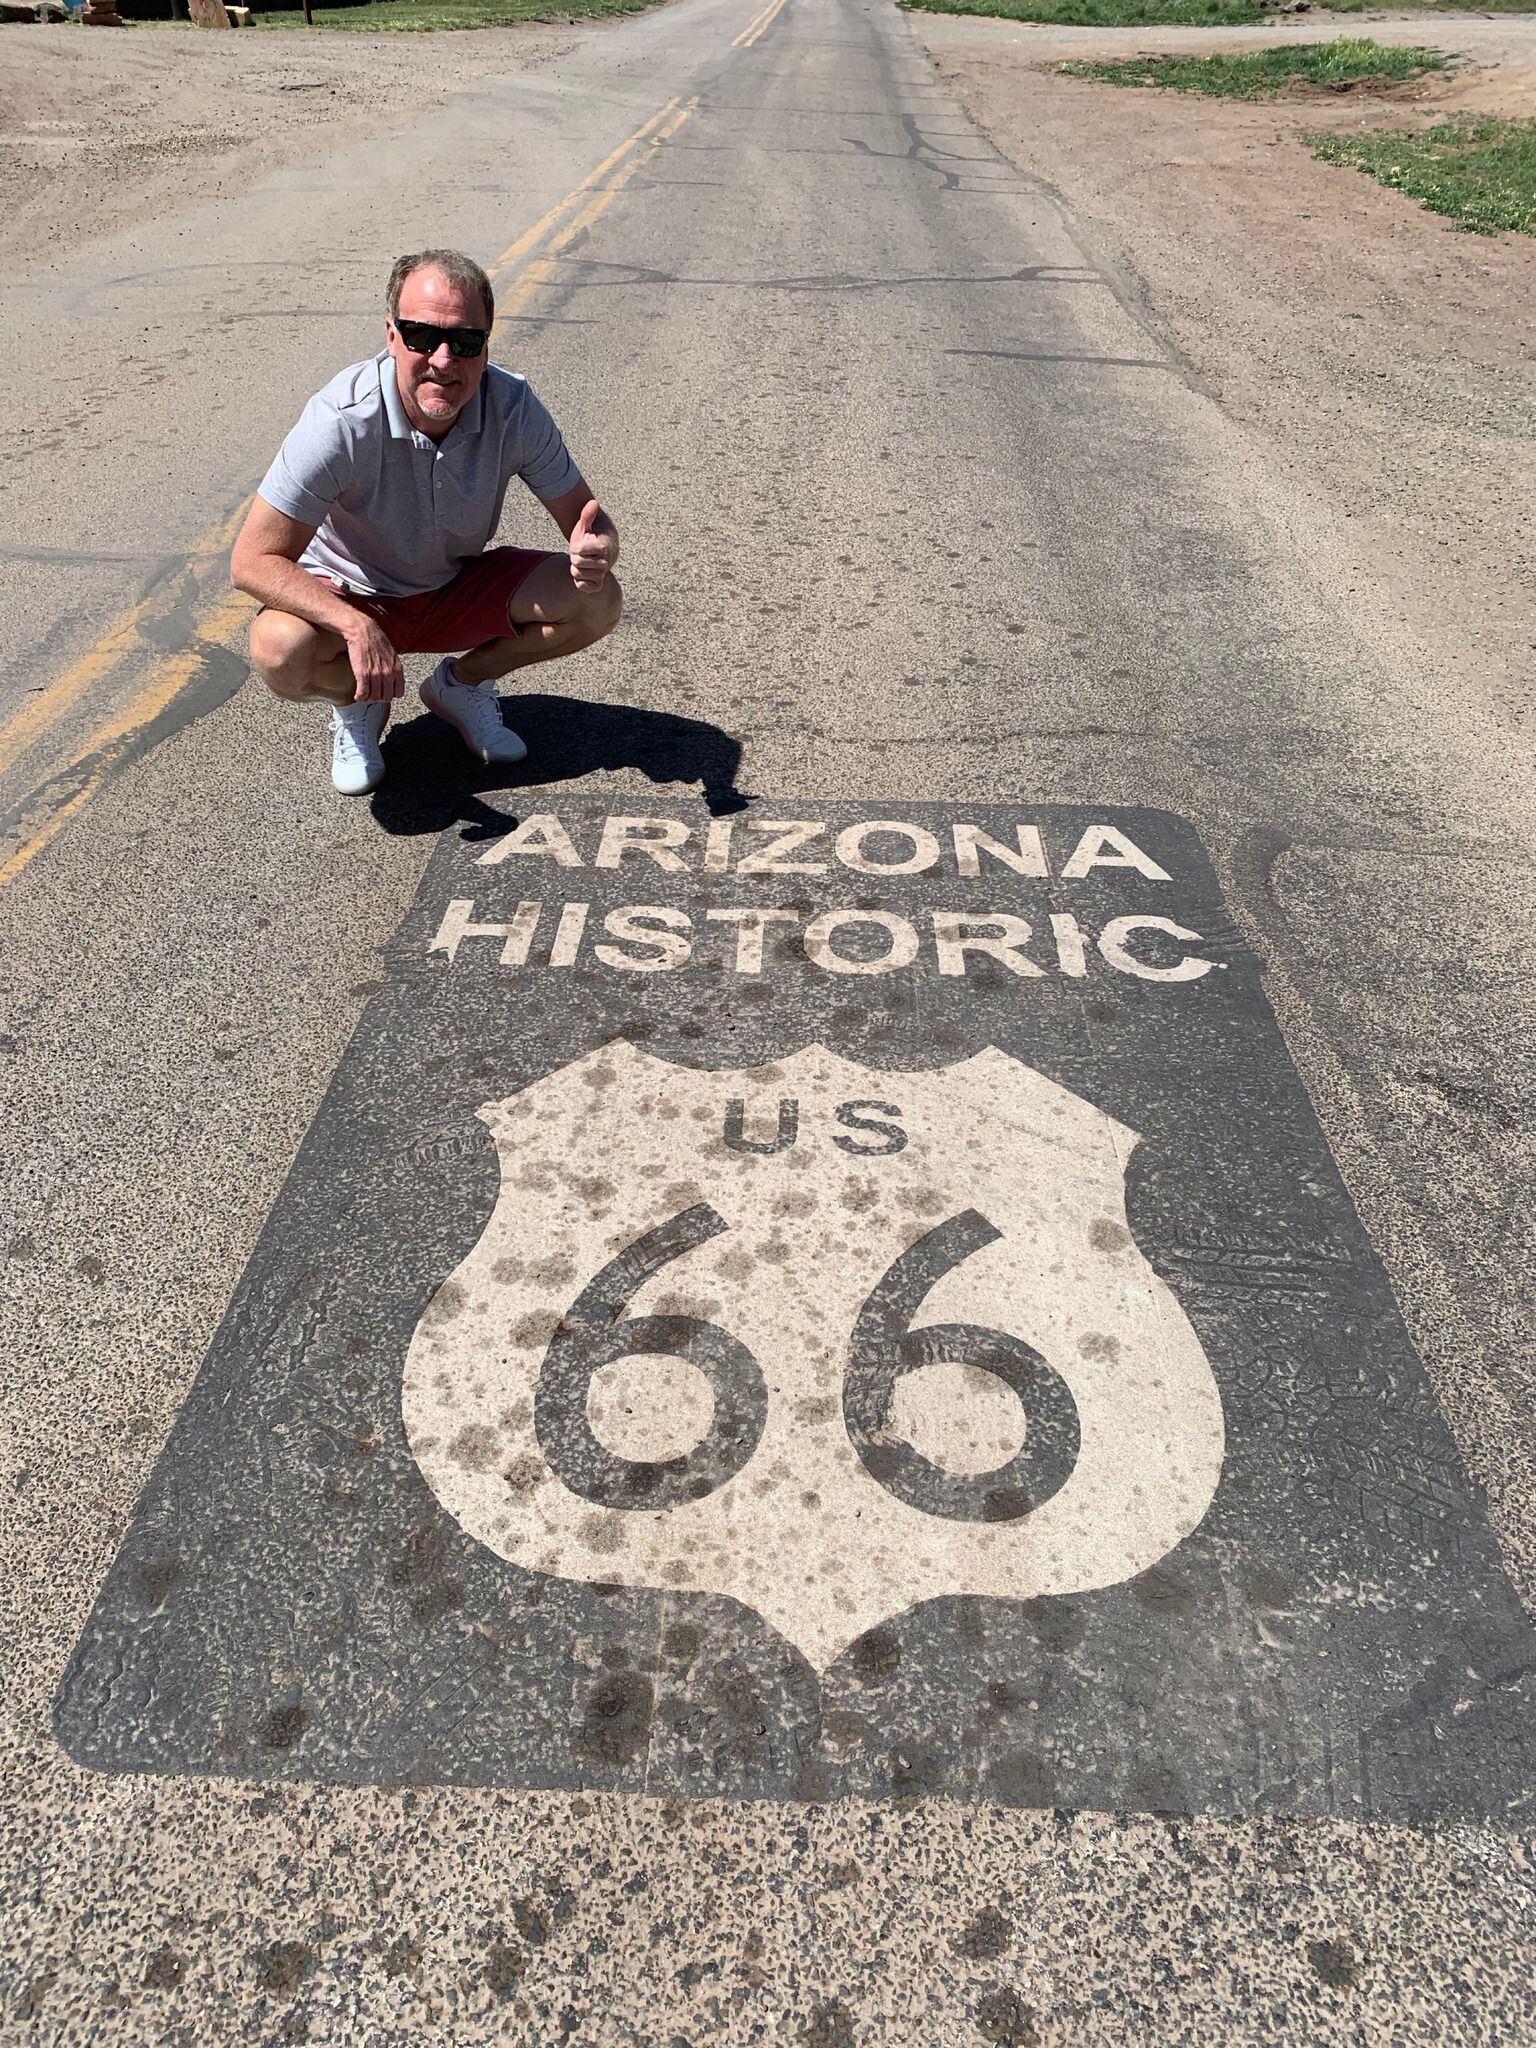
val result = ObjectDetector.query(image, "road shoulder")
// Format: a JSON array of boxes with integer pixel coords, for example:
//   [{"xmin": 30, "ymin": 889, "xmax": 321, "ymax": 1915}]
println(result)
[
  {"xmin": 908, "ymin": 7, "xmax": 1536, "ymax": 740},
  {"xmin": 0, "ymin": 19, "xmax": 582, "ymax": 271}
]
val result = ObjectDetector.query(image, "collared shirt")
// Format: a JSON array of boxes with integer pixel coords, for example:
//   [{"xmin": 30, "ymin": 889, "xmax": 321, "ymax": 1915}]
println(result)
[{"xmin": 256, "ymin": 352, "xmax": 582, "ymax": 597}]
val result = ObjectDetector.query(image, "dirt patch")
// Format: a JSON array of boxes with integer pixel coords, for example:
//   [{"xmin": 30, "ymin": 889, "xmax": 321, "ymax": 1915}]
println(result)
[
  {"xmin": 1281, "ymin": 72, "xmax": 1437, "ymax": 94},
  {"xmin": 910, "ymin": 8, "xmax": 1536, "ymax": 734},
  {"xmin": 0, "ymin": 19, "xmax": 581, "ymax": 271}
]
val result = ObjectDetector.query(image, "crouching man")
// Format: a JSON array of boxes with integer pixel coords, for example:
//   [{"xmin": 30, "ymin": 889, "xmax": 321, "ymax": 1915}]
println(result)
[{"xmin": 231, "ymin": 247, "xmax": 620, "ymax": 795}]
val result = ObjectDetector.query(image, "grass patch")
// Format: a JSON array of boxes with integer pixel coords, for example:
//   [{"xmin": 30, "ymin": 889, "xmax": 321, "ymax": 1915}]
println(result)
[
  {"xmin": 1056, "ymin": 36, "xmax": 1447, "ymax": 96},
  {"xmin": 1310, "ymin": 115, "xmax": 1536, "ymax": 232},
  {"xmin": 902, "ymin": 0, "xmax": 1536, "ymax": 22},
  {"xmin": 901, "ymin": 0, "xmax": 1269, "ymax": 26},
  {"xmin": 255, "ymin": 0, "xmax": 653, "ymax": 30}
]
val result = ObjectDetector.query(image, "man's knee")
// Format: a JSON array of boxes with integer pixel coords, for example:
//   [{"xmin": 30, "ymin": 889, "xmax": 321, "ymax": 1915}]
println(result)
[
  {"xmin": 579, "ymin": 574, "xmax": 622, "ymax": 644},
  {"xmin": 249, "ymin": 608, "xmax": 341, "ymax": 700}
]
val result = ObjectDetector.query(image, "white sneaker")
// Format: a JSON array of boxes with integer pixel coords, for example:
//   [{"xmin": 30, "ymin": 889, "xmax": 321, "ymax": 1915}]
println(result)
[
  {"xmin": 419, "ymin": 659, "xmax": 528, "ymax": 765},
  {"xmin": 329, "ymin": 698, "xmax": 389, "ymax": 796}
]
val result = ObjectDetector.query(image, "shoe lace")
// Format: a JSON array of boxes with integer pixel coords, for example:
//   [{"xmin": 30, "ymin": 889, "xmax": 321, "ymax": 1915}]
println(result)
[
  {"xmin": 444, "ymin": 676, "xmax": 508, "ymax": 748},
  {"xmin": 332, "ymin": 703, "xmax": 381, "ymax": 763}
]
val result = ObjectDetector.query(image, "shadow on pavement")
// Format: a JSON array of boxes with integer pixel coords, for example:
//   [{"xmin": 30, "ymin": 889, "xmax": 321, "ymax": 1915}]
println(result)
[{"xmin": 370, "ymin": 691, "xmax": 753, "ymax": 842}]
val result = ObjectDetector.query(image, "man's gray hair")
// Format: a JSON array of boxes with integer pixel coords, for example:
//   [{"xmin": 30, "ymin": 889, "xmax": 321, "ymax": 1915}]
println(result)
[{"xmin": 386, "ymin": 249, "xmax": 495, "ymax": 328}]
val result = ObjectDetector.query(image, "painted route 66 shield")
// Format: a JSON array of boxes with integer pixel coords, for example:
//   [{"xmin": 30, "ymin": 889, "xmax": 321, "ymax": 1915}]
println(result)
[{"xmin": 405, "ymin": 1044, "xmax": 1224, "ymax": 1670}]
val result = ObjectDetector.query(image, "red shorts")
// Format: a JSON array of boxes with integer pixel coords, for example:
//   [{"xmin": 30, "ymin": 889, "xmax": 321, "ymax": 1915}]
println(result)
[{"xmin": 324, "ymin": 547, "xmax": 548, "ymax": 655}]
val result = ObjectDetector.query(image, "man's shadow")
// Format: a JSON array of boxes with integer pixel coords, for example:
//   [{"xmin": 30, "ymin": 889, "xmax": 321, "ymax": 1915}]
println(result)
[{"xmin": 370, "ymin": 691, "xmax": 752, "ymax": 842}]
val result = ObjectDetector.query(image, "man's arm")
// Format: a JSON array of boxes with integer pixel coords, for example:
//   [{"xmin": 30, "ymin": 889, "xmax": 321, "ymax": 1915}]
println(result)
[
  {"xmin": 539, "ymin": 480, "xmax": 620, "ymax": 595},
  {"xmin": 230, "ymin": 495, "xmax": 404, "ymax": 702}
]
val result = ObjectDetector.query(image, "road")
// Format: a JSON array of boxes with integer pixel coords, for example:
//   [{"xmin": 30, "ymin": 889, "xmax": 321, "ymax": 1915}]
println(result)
[{"xmin": 2, "ymin": 0, "xmax": 1533, "ymax": 2041}]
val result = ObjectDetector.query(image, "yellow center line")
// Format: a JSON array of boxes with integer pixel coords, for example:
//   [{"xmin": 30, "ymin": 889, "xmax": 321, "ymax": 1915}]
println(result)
[
  {"xmin": 732, "ymin": 0, "xmax": 787, "ymax": 50},
  {"xmin": 0, "ymin": 89, "xmax": 702, "ymax": 893},
  {"xmin": 493, "ymin": 98, "xmax": 696, "ymax": 344},
  {"xmin": 493, "ymin": 97, "xmax": 698, "ymax": 341},
  {"xmin": 0, "ymin": 586, "xmax": 260, "ymax": 893},
  {"xmin": 91, "ymin": 587, "xmax": 256, "ymax": 758},
  {"xmin": 0, "ymin": 499, "xmax": 250, "ymax": 770},
  {"xmin": 730, "ymin": 0, "xmax": 773, "ymax": 46},
  {"xmin": 749, "ymin": 0, "xmax": 791, "ymax": 47},
  {"xmin": 0, "ymin": 778, "xmax": 105, "ymax": 892},
  {"xmin": 487, "ymin": 95, "xmax": 685, "ymax": 280}
]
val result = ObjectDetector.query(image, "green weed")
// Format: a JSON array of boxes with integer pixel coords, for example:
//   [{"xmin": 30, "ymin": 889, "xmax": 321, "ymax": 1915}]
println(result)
[
  {"xmin": 1310, "ymin": 115, "xmax": 1536, "ymax": 232},
  {"xmin": 902, "ymin": 0, "xmax": 1536, "ymax": 21},
  {"xmin": 255, "ymin": 0, "xmax": 653, "ymax": 31},
  {"xmin": 1056, "ymin": 36, "xmax": 1447, "ymax": 97},
  {"xmin": 900, "ymin": 0, "xmax": 1267, "ymax": 26}
]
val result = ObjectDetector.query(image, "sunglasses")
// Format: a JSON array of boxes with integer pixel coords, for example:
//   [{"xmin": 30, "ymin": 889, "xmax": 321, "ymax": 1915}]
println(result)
[{"xmin": 393, "ymin": 318, "xmax": 489, "ymax": 360}]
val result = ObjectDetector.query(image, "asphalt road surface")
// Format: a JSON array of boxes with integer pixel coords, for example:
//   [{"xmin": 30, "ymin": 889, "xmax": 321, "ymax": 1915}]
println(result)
[{"xmin": 3, "ymin": 0, "xmax": 1534, "ymax": 2041}]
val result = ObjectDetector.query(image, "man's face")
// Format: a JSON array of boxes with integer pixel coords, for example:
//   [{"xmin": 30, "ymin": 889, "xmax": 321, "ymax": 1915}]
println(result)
[{"xmin": 385, "ymin": 267, "xmax": 489, "ymax": 436}]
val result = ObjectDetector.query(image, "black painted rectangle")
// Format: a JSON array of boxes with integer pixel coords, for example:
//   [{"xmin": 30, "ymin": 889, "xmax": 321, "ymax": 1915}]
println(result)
[{"xmin": 55, "ymin": 801, "xmax": 1535, "ymax": 1822}]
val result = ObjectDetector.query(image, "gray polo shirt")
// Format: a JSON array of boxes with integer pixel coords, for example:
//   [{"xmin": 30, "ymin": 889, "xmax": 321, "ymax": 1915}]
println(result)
[{"xmin": 257, "ymin": 353, "xmax": 582, "ymax": 597}]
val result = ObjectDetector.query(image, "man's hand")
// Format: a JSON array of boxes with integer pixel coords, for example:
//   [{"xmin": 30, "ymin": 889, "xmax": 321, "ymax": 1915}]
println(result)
[
  {"xmin": 569, "ymin": 499, "xmax": 619, "ymax": 593},
  {"xmin": 344, "ymin": 614, "xmax": 405, "ymax": 702}
]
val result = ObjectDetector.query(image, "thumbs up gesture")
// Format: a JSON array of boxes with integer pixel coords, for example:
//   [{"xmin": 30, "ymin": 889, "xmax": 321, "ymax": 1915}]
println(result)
[{"xmin": 569, "ymin": 496, "xmax": 619, "ymax": 593}]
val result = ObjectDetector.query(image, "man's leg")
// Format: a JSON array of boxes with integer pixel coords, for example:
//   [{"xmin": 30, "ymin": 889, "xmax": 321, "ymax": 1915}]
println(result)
[
  {"xmin": 248, "ymin": 608, "xmax": 361, "ymax": 706},
  {"xmin": 419, "ymin": 555, "xmax": 623, "ymax": 767},
  {"xmin": 447, "ymin": 555, "xmax": 622, "ymax": 686},
  {"xmin": 248, "ymin": 609, "xmax": 393, "ymax": 797}
]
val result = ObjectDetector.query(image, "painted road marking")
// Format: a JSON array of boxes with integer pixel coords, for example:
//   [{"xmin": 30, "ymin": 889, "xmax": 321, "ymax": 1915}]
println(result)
[
  {"xmin": 0, "ymin": 96, "xmax": 697, "ymax": 892},
  {"xmin": 732, "ymin": 0, "xmax": 790, "ymax": 49},
  {"xmin": 55, "ymin": 803, "xmax": 1536, "ymax": 1820},
  {"xmin": 0, "ymin": 581, "xmax": 254, "ymax": 893},
  {"xmin": 486, "ymin": 96, "xmax": 691, "ymax": 281},
  {"xmin": 489, "ymin": 97, "xmax": 698, "ymax": 354},
  {"xmin": 0, "ymin": 502, "xmax": 249, "ymax": 773}
]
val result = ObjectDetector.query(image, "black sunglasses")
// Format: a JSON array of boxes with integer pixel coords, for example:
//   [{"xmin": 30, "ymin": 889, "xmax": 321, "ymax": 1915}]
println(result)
[{"xmin": 393, "ymin": 318, "xmax": 489, "ymax": 360}]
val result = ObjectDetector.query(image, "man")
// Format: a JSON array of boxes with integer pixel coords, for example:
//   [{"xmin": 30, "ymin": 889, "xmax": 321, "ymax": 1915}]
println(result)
[{"xmin": 231, "ymin": 248, "xmax": 620, "ymax": 796}]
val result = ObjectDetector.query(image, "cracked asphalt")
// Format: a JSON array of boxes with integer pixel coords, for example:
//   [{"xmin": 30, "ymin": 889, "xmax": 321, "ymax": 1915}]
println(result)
[{"xmin": 1, "ymin": 0, "xmax": 1533, "ymax": 2040}]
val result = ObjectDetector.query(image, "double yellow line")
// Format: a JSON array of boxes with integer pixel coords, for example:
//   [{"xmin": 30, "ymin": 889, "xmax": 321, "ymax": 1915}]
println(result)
[
  {"xmin": 0, "ymin": 516, "xmax": 256, "ymax": 891},
  {"xmin": 0, "ymin": 89, "xmax": 700, "ymax": 892},
  {"xmin": 732, "ymin": 0, "xmax": 789, "ymax": 50},
  {"xmin": 490, "ymin": 94, "xmax": 696, "ymax": 334}
]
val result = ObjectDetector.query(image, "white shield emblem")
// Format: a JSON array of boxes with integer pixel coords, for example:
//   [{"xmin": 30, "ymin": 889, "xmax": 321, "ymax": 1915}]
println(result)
[{"xmin": 402, "ymin": 1042, "xmax": 1224, "ymax": 1669}]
